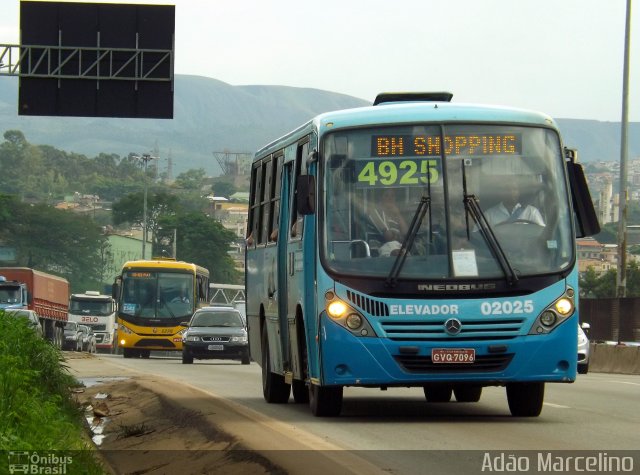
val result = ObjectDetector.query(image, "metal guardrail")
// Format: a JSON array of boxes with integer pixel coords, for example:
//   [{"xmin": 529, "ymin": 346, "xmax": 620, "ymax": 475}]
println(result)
[
  {"xmin": 209, "ymin": 284, "xmax": 245, "ymax": 305},
  {"xmin": 0, "ymin": 43, "xmax": 173, "ymax": 81}
]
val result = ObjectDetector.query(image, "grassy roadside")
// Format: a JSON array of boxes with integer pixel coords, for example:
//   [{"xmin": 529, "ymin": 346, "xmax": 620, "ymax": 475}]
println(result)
[{"xmin": 0, "ymin": 310, "xmax": 106, "ymax": 474}]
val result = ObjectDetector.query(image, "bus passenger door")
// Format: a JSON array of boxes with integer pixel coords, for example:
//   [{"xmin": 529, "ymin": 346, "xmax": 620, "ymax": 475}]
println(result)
[
  {"xmin": 276, "ymin": 160, "xmax": 294, "ymax": 371},
  {"xmin": 280, "ymin": 144, "xmax": 307, "ymax": 377}
]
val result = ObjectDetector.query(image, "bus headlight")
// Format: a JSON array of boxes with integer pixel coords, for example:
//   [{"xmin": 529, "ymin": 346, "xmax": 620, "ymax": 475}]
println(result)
[
  {"xmin": 345, "ymin": 314, "xmax": 363, "ymax": 330},
  {"xmin": 529, "ymin": 289, "xmax": 575, "ymax": 334},
  {"xmin": 327, "ymin": 300, "xmax": 348, "ymax": 319},
  {"xmin": 323, "ymin": 291, "xmax": 377, "ymax": 337},
  {"xmin": 555, "ymin": 298, "xmax": 573, "ymax": 316},
  {"xmin": 540, "ymin": 311, "xmax": 557, "ymax": 327}
]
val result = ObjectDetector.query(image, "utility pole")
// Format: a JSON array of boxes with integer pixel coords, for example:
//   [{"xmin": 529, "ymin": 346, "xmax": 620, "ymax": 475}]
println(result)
[
  {"xmin": 132, "ymin": 153, "xmax": 157, "ymax": 259},
  {"xmin": 616, "ymin": 0, "xmax": 632, "ymax": 298}
]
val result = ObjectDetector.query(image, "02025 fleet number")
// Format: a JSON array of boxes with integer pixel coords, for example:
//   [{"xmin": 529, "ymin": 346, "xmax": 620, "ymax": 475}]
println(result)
[{"xmin": 480, "ymin": 300, "xmax": 534, "ymax": 315}]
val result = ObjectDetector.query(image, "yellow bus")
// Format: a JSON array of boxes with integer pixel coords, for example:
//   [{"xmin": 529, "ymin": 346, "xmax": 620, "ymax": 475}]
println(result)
[{"xmin": 112, "ymin": 259, "xmax": 210, "ymax": 358}]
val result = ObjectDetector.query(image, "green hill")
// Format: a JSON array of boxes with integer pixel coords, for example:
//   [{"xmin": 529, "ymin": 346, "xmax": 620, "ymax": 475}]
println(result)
[
  {"xmin": 0, "ymin": 75, "xmax": 638, "ymax": 175},
  {"xmin": 0, "ymin": 75, "xmax": 368, "ymax": 175}
]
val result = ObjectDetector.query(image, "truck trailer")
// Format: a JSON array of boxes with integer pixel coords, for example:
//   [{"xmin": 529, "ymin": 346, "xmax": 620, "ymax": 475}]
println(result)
[{"xmin": 0, "ymin": 267, "xmax": 69, "ymax": 347}]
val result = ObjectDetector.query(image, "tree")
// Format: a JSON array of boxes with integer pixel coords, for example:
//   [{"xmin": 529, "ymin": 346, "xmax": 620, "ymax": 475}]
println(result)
[
  {"xmin": 579, "ymin": 267, "xmax": 600, "ymax": 297},
  {"xmin": 174, "ymin": 168, "xmax": 207, "ymax": 191},
  {"xmin": 158, "ymin": 212, "xmax": 240, "ymax": 283},
  {"xmin": 112, "ymin": 190, "xmax": 182, "ymax": 238},
  {"xmin": 0, "ymin": 198, "xmax": 110, "ymax": 292},
  {"xmin": 212, "ymin": 180, "xmax": 236, "ymax": 199},
  {"xmin": 579, "ymin": 261, "xmax": 640, "ymax": 298},
  {"xmin": 593, "ymin": 223, "xmax": 617, "ymax": 245}
]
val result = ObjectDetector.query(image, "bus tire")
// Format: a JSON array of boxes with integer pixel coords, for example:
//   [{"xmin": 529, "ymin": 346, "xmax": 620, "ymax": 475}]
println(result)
[
  {"xmin": 123, "ymin": 348, "xmax": 135, "ymax": 358},
  {"xmin": 292, "ymin": 380, "xmax": 309, "ymax": 404},
  {"xmin": 424, "ymin": 385, "xmax": 453, "ymax": 402},
  {"xmin": 454, "ymin": 385, "xmax": 482, "ymax": 402},
  {"xmin": 292, "ymin": 312, "xmax": 309, "ymax": 404},
  {"xmin": 506, "ymin": 382, "xmax": 544, "ymax": 417},
  {"xmin": 261, "ymin": 329, "xmax": 290, "ymax": 403},
  {"xmin": 309, "ymin": 384, "xmax": 343, "ymax": 417}
]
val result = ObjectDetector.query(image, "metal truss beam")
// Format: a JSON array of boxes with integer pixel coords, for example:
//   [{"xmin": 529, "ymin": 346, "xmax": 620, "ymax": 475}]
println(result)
[{"xmin": 0, "ymin": 43, "xmax": 173, "ymax": 82}]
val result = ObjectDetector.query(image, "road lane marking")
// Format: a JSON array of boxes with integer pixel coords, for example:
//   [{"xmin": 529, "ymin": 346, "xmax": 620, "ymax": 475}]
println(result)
[
  {"xmin": 605, "ymin": 380, "xmax": 640, "ymax": 387},
  {"xmin": 543, "ymin": 402, "xmax": 571, "ymax": 408}
]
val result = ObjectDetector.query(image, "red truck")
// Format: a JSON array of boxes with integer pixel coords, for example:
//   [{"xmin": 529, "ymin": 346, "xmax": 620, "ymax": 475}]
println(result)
[{"xmin": 0, "ymin": 267, "xmax": 69, "ymax": 347}]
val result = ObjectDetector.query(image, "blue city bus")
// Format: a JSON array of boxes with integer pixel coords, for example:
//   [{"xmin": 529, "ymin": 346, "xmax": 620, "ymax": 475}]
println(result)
[{"xmin": 245, "ymin": 92, "xmax": 599, "ymax": 417}]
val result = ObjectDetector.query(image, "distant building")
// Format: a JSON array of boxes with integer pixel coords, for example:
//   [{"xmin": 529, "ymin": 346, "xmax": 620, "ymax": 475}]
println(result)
[
  {"xmin": 103, "ymin": 234, "xmax": 150, "ymax": 286},
  {"xmin": 577, "ymin": 238, "xmax": 617, "ymax": 275}
]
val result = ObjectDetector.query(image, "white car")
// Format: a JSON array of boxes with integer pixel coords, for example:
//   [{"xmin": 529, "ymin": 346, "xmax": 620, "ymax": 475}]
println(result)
[
  {"xmin": 7, "ymin": 309, "xmax": 43, "ymax": 338},
  {"xmin": 578, "ymin": 322, "xmax": 590, "ymax": 374}
]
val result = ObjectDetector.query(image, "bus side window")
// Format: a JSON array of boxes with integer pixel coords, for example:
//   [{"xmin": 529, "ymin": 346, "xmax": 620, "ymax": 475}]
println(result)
[
  {"xmin": 247, "ymin": 163, "xmax": 262, "ymax": 247},
  {"xmin": 260, "ymin": 157, "xmax": 273, "ymax": 244},
  {"xmin": 290, "ymin": 141, "xmax": 309, "ymax": 239},
  {"xmin": 269, "ymin": 154, "xmax": 283, "ymax": 242}
]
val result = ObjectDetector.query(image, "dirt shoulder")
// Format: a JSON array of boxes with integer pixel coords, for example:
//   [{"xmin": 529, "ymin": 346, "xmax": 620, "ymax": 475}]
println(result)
[{"xmin": 65, "ymin": 352, "xmax": 382, "ymax": 475}]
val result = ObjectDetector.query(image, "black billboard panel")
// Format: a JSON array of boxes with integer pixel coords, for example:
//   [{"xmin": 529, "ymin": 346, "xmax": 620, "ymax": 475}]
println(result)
[{"xmin": 19, "ymin": 1, "xmax": 174, "ymax": 119}]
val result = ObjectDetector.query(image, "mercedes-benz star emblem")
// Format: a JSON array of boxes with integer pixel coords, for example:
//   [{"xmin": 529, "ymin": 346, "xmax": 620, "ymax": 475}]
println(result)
[{"xmin": 444, "ymin": 318, "xmax": 462, "ymax": 335}]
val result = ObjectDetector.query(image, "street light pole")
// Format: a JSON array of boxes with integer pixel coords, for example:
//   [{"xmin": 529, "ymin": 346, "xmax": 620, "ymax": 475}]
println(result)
[
  {"xmin": 616, "ymin": 0, "xmax": 632, "ymax": 298},
  {"xmin": 133, "ymin": 153, "xmax": 157, "ymax": 259}
]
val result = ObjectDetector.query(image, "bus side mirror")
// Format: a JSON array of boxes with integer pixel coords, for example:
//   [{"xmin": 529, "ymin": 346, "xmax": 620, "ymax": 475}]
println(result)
[
  {"xmin": 567, "ymin": 161, "xmax": 600, "ymax": 238},
  {"xmin": 297, "ymin": 175, "xmax": 316, "ymax": 215}
]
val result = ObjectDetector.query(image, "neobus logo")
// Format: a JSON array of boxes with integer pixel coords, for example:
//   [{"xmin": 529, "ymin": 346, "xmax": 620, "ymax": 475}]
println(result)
[{"xmin": 417, "ymin": 283, "xmax": 496, "ymax": 291}]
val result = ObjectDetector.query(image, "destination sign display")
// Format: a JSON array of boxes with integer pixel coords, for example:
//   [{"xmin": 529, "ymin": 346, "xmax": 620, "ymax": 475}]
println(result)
[
  {"xmin": 371, "ymin": 133, "xmax": 522, "ymax": 157},
  {"xmin": 356, "ymin": 158, "xmax": 440, "ymax": 187},
  {"xmin": 129, "ymin": 272, "xmax": 152, "ymax": 278}
]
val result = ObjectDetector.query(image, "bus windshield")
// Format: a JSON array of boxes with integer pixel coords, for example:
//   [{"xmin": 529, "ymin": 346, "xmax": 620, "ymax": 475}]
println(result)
[
  {"xmin": 321, "ymin": 124, "xmax": 574, "ymax": 281},
  {"xmin": 120, "ymin": 271, "xmax": 194, "ymax": 323}
]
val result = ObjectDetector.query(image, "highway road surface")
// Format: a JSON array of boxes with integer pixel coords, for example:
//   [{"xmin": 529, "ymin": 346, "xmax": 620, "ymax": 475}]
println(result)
[{"xmin": 73, "ymin": 353, "xmax": 640, "ymax": 475}]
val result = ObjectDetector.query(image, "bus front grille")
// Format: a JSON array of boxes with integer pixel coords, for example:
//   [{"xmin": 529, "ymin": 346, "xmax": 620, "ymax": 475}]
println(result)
[
  {"xmin": 135, "ymin": 339, "xmax": 177, "ymax": 349},
  {"xmin": 394, "ymin": 353, "xmax": 514, "ymax": 373},
  {"xmin": 380, "ymin": 318, "xmax": 525, "ymax": 341},
  {"xmin": 346, "ymin": 290, "xmax": 389, "ymax": 317}
]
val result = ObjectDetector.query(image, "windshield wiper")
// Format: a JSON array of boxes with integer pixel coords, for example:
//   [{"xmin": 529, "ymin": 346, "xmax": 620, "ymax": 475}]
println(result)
[
  {"xmin": 461, "ymin": 162, "xmax": 518, "ymax": 286},
  {"xmin": 386, "ymin": 173, "xmax": 432, "ymax": 288}
]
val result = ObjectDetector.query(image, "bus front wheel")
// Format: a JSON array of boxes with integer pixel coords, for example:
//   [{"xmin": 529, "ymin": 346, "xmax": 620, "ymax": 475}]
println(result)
[
  {"xmin": 506, "ymin": 382, "xmax": 544, "ymax": 417},
  {"xmin": 424, "ymin": 385, "xmax": 453, "ymax": 402},
  {"xmin": 261, "ymin": 329, "xmax": 290, "ymax": 403},
  {"xmin": 309, "ymin": 384, "xmax": 343, "ymax": 417}
]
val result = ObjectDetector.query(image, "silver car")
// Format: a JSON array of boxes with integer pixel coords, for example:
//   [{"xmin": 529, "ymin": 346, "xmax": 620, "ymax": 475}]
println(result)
[
  {"xmin": 578, "ymin": 322, "xmax": 590, "ymax": 374},
  {"xmin": 181, "ymin": 306, "xmax": 250, "ymax": 365}
]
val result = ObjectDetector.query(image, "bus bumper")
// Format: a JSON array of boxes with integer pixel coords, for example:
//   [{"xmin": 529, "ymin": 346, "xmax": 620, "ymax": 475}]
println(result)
[{"xmin": 319, "ymin": 313, "xmax": 577, "ymax": 386}]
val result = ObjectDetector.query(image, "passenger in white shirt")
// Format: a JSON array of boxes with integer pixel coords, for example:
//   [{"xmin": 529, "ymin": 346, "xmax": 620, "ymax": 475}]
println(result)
[{"xmin": 484, "ymin": 181, "xmax": 545, "ymax": 227}]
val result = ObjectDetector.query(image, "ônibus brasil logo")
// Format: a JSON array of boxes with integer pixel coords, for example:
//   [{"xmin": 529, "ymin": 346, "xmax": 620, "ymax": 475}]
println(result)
[{"xmin": 8, "ymin": 451, "xmax": 72, "ymax": 474}]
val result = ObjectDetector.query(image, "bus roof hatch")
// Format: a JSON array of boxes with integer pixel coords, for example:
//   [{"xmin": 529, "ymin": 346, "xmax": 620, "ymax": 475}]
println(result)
[{"xmin": 373, "ymin": 92, "xmax": 453, "ymax": 106}]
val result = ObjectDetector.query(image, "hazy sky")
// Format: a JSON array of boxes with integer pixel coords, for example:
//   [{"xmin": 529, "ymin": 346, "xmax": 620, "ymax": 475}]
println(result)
[{"xmin": 1, "ymin": 0, "xmax": 638, "ymax": 121}]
